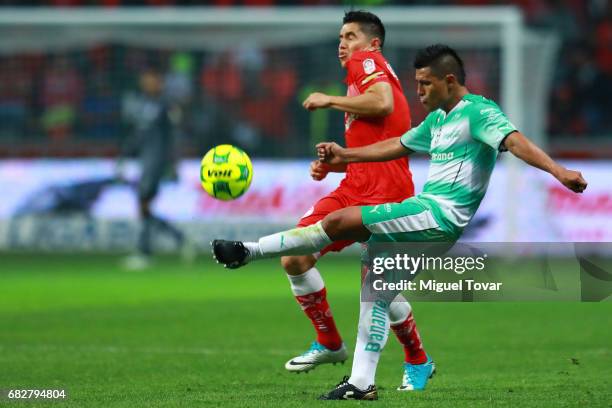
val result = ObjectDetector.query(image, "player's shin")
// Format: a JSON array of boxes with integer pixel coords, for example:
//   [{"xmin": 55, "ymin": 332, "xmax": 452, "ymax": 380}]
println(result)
[
  {"xmin": 288, "ymin": 267, "xmax": 343, "ymax": 351},
  {"xmin": 389, "ymin": 295, "xmax": 411, "ymax": 325},
  {"xmin": 349, "ymin": 297, "xmax": 391, "ymax": 390},
  {"xmin": 389, "ymin": 295, "xmax": 427, "ymax": 364},
  {"xmin": 245, "ymin": 221, "xmax": 332, "ymax": 261}
]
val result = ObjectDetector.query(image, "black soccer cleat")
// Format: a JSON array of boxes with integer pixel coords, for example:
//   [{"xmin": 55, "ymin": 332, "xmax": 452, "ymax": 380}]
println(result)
[
  {"xmin": 318, "ymin": 376, "xmax": 378, "ymax": 400},
  {"xmin": 211, "ymin": 240, "xmax": 250, "ymax": 269}
]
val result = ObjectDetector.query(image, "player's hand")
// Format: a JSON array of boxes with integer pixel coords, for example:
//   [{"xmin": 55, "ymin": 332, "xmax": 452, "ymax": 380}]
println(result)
[
  {"xmin": 303, "ymin": 92, "xmax": 332, "ymax": 111},
  {"xmin": 316, "ymin": 142, "xmax": 346, "ymax": 165},
  {"xmin": 556, "ymin": 168, "xmax": 587, "ymax": 193},
  {"xmin": 310, "ymin": 160, "xmax": 329, "ymax": 181}
]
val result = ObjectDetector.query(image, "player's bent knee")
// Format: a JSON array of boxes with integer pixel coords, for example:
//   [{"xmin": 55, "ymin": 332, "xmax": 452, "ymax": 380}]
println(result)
[
  {"xmin": 322, "ymin": 207, "xmax": 368, "ymax": 241},
  {"xmin": 281, "ymin": 255, "xmax": 316, "ymax": 276},
  {"xmin": 321, "ymin": 211, "xmax": 344, "ymax": 240}
]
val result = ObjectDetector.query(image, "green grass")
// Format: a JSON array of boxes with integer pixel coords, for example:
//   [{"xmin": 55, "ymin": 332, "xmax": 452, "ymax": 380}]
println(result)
[{"xmin": 0, "ymin": 253, "xmax": 610, "ymax": 407}]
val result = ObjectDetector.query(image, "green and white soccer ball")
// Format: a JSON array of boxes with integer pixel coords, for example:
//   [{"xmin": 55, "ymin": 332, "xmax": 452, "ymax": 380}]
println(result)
[{"xmin": 200, "ymin": 144, "xmax": 253, "ymax": 201}]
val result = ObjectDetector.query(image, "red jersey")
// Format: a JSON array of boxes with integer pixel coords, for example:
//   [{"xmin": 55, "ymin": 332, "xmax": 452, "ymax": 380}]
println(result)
[{"xmin": 339, "ymin": 50, "xmax": 414, "ymax": 203}]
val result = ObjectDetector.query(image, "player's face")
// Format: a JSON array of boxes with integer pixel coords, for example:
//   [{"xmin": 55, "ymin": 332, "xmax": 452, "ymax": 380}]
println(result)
[
  {"xmin": 415, "ymin": 67, "xmax": 450, "ymax": 112},
  {"xmin": 338, "ymin": 22, "xmax": 375, "ymax": 67}
]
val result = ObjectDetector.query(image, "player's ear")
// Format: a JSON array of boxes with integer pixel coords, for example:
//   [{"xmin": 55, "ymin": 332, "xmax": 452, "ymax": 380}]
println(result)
[
  {"xmin": 445, "ymin": 74, "xmax": 458, "ymax": 88},
  {"xmin": 370, "ymin": 37, "xmax": 382, "ymax": 51}
]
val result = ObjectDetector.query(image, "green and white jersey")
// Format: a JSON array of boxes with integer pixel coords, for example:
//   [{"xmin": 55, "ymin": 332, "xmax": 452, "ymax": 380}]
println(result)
[{"xmin": 400, "ymin": 94, "xmax": 517, "ymax": 235}]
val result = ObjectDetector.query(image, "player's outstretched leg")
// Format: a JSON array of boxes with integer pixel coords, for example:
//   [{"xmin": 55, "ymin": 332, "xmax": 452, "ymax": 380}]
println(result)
[
  {"xmin": 211, "ymin": 207, "xmax": 369, "ymax": 269},
  {"xmin": 318, "ymin": 376, "xmax": 378, "ymax": 400},
  {"xmin": 211, "ymin": 221, "xmax": 331, "ymax": 269}
]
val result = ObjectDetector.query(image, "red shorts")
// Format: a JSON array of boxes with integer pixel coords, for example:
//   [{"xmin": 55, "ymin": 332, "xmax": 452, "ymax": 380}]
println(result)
[{"xmin": 297, "ymin": 189, "xmax": 368, "ymax": 256}]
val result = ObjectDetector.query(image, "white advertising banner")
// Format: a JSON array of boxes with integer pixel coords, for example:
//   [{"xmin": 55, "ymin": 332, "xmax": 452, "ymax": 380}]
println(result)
[
  {"xmin": 542, "ymin": 161, "xmax": 612, "ymax": 242},
  {"xmin": 0, "ymin": 158, "xmax": 609, "ymax": 250}
]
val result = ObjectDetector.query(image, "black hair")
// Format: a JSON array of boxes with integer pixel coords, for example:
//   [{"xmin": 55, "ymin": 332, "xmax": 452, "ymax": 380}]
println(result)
[
  {"xmin": 414, "ymin": 44, "xmax": 466, "ymax": 85},
  {"xmin": 343, "ymin": 10, "xmax": 386, "ymax": 49}
]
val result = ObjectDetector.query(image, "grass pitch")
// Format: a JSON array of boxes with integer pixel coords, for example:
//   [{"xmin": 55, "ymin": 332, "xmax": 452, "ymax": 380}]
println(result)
[{"xmin": 0, "ymin": 253, "xmax": 610, "ymax": 407}]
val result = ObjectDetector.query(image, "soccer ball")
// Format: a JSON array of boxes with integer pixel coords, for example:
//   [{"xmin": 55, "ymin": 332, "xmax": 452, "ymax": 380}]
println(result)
[{"xmin": 200, "ymin": 144, "xmax": 253, "ymax": 201}]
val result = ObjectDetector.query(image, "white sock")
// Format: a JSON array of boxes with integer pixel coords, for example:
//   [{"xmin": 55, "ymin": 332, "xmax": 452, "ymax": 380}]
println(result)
[
  {"xmin": 287, "ymin": 267, "xmax": 325, "ymax": 296},
  {"xmin": 245, "ymin": 222, "xmax": 332, "ymax": 262},
  {"xmin": 349, "ymin": 298, "xmax": 390, "ymax": 390},
  {"xmin": 389, "ymin": 294, "xmax": 412, "ymax": 326},
  {"xmin": 243, "ymin": 242, "xmax": 262, "ymax": 260}
]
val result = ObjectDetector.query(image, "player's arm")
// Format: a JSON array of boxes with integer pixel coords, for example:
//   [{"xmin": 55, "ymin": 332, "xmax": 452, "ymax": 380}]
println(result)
[
  {"xmin": 503, "ymin": 131, "xmax": 587, "ymax": 193},
  {"xmin": 303, "ymin": 82, "xmax": 393, "ymax": 117},
  {"xmin": 317, "ymin": 137, "xmax": 411, "ymax": 165}
]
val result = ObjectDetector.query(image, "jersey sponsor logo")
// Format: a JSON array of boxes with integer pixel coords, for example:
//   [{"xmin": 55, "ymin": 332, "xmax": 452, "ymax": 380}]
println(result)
[
  {"xmin": 431, "ymin": 152, "xmax": 455, "ymax": 161},
  {"xmin": 480, "ymin": 108, "xmax": 515, "ymax": 134},
  {"xmin": 363, "ymin": 58, "xmax": 376, "ymax": 74},
  {"xmin": 480, "ymin": 108, "xmax": 504, "ymax": 124},
  {"xmin": 432, "ymin": 127, "xmax": 462, "ymax": 149},
  {"xmin": 442, "ymin": 129, "xmax": 462, "ymax": 142}
]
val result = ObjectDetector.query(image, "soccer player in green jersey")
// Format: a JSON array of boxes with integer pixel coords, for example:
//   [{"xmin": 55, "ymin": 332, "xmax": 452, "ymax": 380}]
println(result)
[{"xmin": 213, "ymin": 44, "xmax": 587, "ymax": 400}]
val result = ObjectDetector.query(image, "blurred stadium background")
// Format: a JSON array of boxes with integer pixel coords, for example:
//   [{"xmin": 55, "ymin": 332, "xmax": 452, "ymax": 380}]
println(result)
[
  {"xmin": 0, "ymin": 2, "xmax": 610, "ymax": 407},
  {"xmin": 0, "ymin": 1, "xmax": 611, "ymax": 251}
]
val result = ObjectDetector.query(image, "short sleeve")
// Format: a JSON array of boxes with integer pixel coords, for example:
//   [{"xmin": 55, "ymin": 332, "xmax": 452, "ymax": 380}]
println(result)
[
  {"xmin": 470, "ymin": 103, "xmax": 517, "ymax": 151},
  {"xmin": 400, "ymin": 114, "xmax": 433, "ymax": 153},
  {"xmin": 346, "ymin": 53, "xmax": 390, "ymax": 94}
]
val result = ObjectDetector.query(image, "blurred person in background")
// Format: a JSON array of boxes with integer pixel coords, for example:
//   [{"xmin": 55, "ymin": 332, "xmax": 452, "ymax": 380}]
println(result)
[
  {"xmin": 81, "ymin": 68, "xmax": 120, "ymax": 139},
  {"xmin": 164, "ymin": 52, "xmax": 193, "ymax": 107},
  {"xmin": 164, "ymin": 52, "xmax": 194, "ymax": 168},
  {"xmin": 81, "ymin": 46, "xmax": 120, "ymax": 139},
  {"xmin": 592, "ymin": 1, "xmax": 612, "ymax": 133},
  {"xmin": 0, "ymin": 58, "xmax": 31, "ymax": 140},
  {"xmin": 40, "ymin": 55, "xmax": 83, "ymax": 141},
  {"xmin": 298, "ymin": 78, "xmax": 343, "ymax": 148},
  {"xmin": 242, "ymin": 50, "xmax": 298, "ymax": 155},
  {"xmin": 119, "ymin": 68, "xmax": 190, "ymax": 270},
  {"xmin": 199, "ymin": 51, "xmax": 256, "ymax": 152},
  {"xmin": 532, "ymin": 0, "xmax": 581, "ymax": 41}
]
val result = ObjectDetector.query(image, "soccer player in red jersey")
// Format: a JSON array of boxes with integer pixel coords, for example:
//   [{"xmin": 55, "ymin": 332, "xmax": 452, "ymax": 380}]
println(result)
[{"xmin": 280, "ymin": 10, "xmax": 431, "ymax": 385}]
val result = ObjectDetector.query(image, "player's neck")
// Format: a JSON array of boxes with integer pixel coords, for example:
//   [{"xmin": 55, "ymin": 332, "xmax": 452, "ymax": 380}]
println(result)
[{"xmin": 442, "ymin": 87, "xmax": 469, "ymax": 113}]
